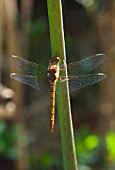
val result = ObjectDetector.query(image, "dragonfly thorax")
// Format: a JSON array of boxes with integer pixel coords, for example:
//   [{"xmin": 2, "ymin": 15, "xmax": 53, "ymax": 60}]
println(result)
[
  {"xmin": 48, "ymin": 57, "xmax": 60, "ymax": 82},
  {"xmin": 48, "ymin": 67, "xmax": 59, "ymax": 82}
]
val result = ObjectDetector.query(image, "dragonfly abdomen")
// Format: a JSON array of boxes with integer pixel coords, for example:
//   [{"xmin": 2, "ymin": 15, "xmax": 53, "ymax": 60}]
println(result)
[
  {"xmin": 47, "ymin": 57, "xmax": 60, "ymax": 132},
  {"xmin": 50, "ymin": 82, "xmax": 56, "ymax": 133}
]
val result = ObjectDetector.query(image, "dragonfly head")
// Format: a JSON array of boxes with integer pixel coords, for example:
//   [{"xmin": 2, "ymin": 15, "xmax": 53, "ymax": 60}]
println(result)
[{"xmin": 50, "ymin": 57, "xmax": 60, "ymax": 65}]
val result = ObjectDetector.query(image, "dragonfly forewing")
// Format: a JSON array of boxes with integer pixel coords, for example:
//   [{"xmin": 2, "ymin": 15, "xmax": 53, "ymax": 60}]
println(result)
[
  {"xmin": 11, "ymin": 55, "xmax": 47, "ymax": 77},
  {"xmin": 60, "ymin": 54, "xmax": 106, "ymax": 76}
]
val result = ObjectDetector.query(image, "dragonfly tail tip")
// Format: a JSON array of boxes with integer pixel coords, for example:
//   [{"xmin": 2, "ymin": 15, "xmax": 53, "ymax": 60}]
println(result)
[{"xmin": 50, "ymin": 127, "xmax": 54, "ymax": 133}]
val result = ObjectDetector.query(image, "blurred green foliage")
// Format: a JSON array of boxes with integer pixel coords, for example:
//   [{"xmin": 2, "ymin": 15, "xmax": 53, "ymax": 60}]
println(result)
[
  {"xmin": 28, "ymin": 151, "xmax": 63, "ymax": 170},
  {"xmin": 0, "ymin": 120, "xmax": 19, "ymax": 160},
  {"xmin": 27, "ymin": 19, "xmax": 47, "ymax": 38},
  {"xmin": 106, "ymin": 132, "xmax": 115, "ymax": 161},
  {"xmin": 28, "ymin": 128, "xmax": 115, "ymax": 170},
  {"xmin": 1, "ymin": 119, "xmax": 114, "ymax": 169},
  {"xmin": 74, "ymin": 128, "xmax": 115, "ymax": 170}
]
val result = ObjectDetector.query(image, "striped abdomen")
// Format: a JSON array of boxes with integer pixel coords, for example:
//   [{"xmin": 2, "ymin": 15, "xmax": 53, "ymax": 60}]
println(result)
[{"xmin": 50, "ymin": 82, "xmax": 56, "ymax": 133}]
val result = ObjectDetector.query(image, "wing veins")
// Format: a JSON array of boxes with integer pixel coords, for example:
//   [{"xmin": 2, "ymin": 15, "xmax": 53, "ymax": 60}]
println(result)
[
  {"xmin": 11, "ymin": 55, "xmax": 47, "ymax": 76},
  {"xmin": 10, "ymin": 73, "xmax": 50, "ymax": 92},
  {"xmin": 60, "ymin": 54, "xmax": 106, "ymax": 76}
]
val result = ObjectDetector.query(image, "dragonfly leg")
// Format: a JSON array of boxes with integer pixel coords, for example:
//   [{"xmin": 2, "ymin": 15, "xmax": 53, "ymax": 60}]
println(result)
[{"xmin": 58, "ymin": 77, "xmax": 69, "ymax": 82}]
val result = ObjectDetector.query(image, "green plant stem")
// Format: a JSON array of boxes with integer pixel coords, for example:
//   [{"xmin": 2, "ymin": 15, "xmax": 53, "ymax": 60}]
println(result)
[{"xmin": 47, "ymin": 1, "xmax": 78, "ymax": 170}]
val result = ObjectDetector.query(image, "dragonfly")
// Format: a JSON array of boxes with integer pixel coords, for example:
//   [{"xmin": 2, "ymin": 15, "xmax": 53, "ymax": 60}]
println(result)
[{"xmin": 10, "ymin": 54, "xmax": 107, "ymax": 132}]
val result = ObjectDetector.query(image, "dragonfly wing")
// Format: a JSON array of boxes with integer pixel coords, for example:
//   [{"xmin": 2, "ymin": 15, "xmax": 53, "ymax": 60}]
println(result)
[
  {"xmin": 68, "ymin": 73, "xmax": 107, "ymax": 92},
  {"xmin": 11, "ymin": 55, "xmax": 47, "ymax": 77},
  {"xmin": 60, "ymin": 54, "xmax": 106, "ymax": 76},
  {"xmin": 10, "ymin": 73, "xmax": 50, "ymax": 92}
]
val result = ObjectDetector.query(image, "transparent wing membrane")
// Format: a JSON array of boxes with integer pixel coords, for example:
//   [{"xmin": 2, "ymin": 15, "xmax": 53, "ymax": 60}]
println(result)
[
  {"xmin": 68, "ymin": 73, "xmax": 107, "ymax": 92},
  {"xmin": 10, "ymin": 73, "xmax": 50, "ymax": 92},
  {"xmin": 56, "ymin": 73, "xmax": 107, "ymax": 94},
  {"xmin": 11, "ymin": 55, "xmax": 47, "ymax": 77},
  {"xmin": 60, "ymin": 54, "xmax": 106, "ymax": 76}
]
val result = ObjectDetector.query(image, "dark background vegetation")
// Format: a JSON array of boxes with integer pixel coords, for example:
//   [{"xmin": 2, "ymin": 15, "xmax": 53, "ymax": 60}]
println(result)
[{"xmin": 0, "ymin": 0, "xmax": 115, "ymax": 170}]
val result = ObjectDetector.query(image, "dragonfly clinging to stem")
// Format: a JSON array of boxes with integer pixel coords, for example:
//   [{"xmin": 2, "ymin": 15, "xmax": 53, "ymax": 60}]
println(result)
[{"xmin": 10, "ymin": 54, "xmax": 107, "ymax": 132}]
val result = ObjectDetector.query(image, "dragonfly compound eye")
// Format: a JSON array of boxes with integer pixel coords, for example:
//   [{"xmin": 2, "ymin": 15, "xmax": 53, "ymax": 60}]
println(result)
[{"xmin": 50, "ymin": 57, "xmax": 60, "ymax": 64}]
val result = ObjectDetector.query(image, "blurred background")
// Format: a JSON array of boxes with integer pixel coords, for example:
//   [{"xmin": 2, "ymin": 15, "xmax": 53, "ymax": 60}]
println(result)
[{"xmin": 0, "ymin": 0, "xmax": 115, "ymax": 170}]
